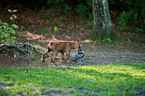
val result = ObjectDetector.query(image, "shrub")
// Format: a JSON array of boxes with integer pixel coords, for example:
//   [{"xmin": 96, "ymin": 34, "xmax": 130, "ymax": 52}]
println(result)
[
  {"xmin": 77, "ymin": 4, "xmax": 89, "ymax": 18},
  {"xmin": 0, "ymin": 9, "xmax": 18, "ymax": 44}
]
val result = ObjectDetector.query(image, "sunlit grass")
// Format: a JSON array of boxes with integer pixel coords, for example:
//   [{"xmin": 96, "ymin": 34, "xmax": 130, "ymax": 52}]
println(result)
[{"xmin": 0, "ymin": 63, "xmax": 145, "ymax": 96}]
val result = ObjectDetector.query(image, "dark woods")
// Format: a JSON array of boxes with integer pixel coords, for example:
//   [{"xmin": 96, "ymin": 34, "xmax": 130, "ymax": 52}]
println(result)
[
  {"xmin": 0, "ymin": 0, "xmax": 145, "ymax": 43},
  {"xmin": 1, "ymin": 0, "xmax": 145, "ymax": 32}
]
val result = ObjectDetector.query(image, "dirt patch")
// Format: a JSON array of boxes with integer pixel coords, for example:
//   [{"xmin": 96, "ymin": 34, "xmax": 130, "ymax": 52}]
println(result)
[{"xmin": 83, "ymin": 44, "xmax": 145, "ymax": 65}]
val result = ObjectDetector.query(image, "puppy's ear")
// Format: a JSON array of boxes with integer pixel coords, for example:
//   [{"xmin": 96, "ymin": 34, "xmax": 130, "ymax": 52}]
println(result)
[{"xmin": 74, "ymin": 43, "xmax": 79, "ymax": 51}]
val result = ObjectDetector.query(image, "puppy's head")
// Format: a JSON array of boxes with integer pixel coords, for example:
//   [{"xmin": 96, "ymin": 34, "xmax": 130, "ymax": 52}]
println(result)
[{"xmin": 74, "ymin": 42, "xmax": 82, "ymax": 51}]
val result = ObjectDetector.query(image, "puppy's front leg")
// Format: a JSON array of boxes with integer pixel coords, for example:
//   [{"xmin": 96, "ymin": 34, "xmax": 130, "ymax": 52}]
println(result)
[
  {"xmin": 41, "ymin": 51, "xmax": 49, "ymax": 62},
  {"xmin": 66, "ymin": 52, "xmax": 74, "ymax": 63},
  {"xmin": 51, "ymin": 51, "xmax": 58, "ymax": 66}
]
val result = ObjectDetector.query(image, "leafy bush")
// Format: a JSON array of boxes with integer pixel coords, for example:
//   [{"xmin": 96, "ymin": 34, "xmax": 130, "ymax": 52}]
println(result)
[
  {"xmin": 42, "ymin": 28, "xmax": 49, "ymax": 33},
  {"xmin": 49, "ymin": 8, "xmax": 61, "ymax": 13},
  {"xmin": 77, "ymin": 4, "xmax": 89, "ymax": 18},
  {"xmin": 136, "ymin": 28, "xmax": 145, "ymax": 34},
  {"xmin": 47, "ymin": 0, "xmax": 64, "ymax": 5},
  {"xmin": 109, "ymin": 0, "xmax": 145, "ymax": 33},
  {"xmin": 0, "ymin": 21, "xmax": 16, "ymax": 44},
  {"xmin": 64, "ymin": 5, "xmax": 71, "ymax": 13},
  {"xmin": 87, "ymin": 12, "xmax": 93, "ymax": 26},
  {"xmin": 0, "ymin": 9, "xmax": 18, "ymax": 44},
  {"xmin": 117, "ymin": 11, "xmax": 130, "ymax": 31}
]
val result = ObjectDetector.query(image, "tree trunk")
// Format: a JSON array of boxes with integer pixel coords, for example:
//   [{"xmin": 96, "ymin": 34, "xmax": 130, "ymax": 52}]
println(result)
[{"xmin": 92, "ymin": 0, "xmax": 113, "ymax": 41}]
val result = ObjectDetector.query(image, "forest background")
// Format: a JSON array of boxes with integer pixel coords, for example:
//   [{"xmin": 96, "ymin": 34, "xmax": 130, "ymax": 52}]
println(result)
[{"xmin": 0, "ymin": 0, "xmax": 145, "ymax": 44}]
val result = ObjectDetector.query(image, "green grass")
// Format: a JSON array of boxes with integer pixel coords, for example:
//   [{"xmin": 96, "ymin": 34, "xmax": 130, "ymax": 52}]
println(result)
[{"xmin": 0, "ymin": 63, "xmax": 145, "ymax": 96}]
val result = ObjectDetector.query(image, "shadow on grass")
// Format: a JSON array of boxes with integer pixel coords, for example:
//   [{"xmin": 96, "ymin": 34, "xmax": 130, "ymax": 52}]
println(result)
[
  {"xmin": 0, "ymin": 88, "xmax": 8, "ymax": 96},
  {"xmin": 0, "ymin": 83, "xmax": 9, "ymax": 96}
]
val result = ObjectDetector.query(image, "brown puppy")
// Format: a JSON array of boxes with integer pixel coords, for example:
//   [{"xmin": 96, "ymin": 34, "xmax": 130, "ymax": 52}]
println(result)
[{"xmin": 41, "ymin": 41, "xmax": 82, "ymax": 66}]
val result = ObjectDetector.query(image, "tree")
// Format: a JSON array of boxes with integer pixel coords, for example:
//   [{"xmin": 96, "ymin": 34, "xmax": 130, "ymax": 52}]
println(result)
[{"xmin": 92, "ymin": 0, "xmax": 113, "ymax": 41}]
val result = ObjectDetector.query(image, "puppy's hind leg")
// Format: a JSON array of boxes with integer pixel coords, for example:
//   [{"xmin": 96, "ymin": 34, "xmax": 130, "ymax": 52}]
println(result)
[{"xmin": 61, "ymin": 52, "xmax": 67, "ymax": 62}]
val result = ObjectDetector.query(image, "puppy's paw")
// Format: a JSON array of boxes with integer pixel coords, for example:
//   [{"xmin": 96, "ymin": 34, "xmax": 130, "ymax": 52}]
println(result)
[
  {"xmin": 71, "ymin": 61, "xmax": 75, "ymax": 63},
  {"xmin": 41, "ymin": 60, "xmax": 45, "ymax": 62},
  {"xmin": 54, "ymin": 63, "xmax": 58, "ymax": 66}
]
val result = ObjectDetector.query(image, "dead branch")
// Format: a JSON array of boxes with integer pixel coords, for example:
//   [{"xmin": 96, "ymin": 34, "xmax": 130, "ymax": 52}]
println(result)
[
  {"xmin": 32, "ymin": 44, "xmax": 46, "ymax": 54},
  {"xmin": 0, "ymin": 44, "xmax": 27, "ymax": 55}
]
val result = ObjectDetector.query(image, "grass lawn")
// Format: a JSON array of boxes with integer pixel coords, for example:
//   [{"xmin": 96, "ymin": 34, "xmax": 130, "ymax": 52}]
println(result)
[{"xmin": 0, "ymin": 63, "xmax": 145, "ymax": 96}]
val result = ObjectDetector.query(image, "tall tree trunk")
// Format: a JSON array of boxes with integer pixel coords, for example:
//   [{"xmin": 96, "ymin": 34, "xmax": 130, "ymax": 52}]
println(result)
[{"xmin": 92, "ymin": 0, "xmax": 113, "ymax": 41}]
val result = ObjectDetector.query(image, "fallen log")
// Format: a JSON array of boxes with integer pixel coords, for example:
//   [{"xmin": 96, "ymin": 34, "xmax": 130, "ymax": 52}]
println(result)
[
  {"xmin": 0, "ymin": 44, "xmax": 27, "ymax": 55},
  {"xmin": 0, "ymin": 42, "xmax": 47, "ymax": 56},
  {"xmin": 32, "ymin": 44, "xmax": 46, "ymax": 54},
  {"xmin": 16, "ymin": 40, "xmax": 46, "ymax": 54}
]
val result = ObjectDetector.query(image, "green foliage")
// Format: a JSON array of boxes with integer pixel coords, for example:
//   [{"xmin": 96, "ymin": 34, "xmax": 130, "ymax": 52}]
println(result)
[
  {"xmin": 0, "ymin": 21, "xmax": 16, "ymax": 44},
  {"xmin": 117, "ymin": 10, "xmax": 145, "ymax": 34},
  {"xmin": 87, "ymin": 20, "xmax": 93, "ymax": 27},
  {"xmin": 42, "ymin": 28, "xmax": 49, "ymax": 33},
  {"xmin": 54, "ymin": 18, "xmax": 63, "ymax": 26},
  {"xmin": 61, "ymin": 15, "xmax": 67, "ymax": 21},
  {"xmin": 117, "ymin": 11, "xmax": 130, "ymax": 31},
  {"xmin": 109, "ymin": 0, "xmax": 145, "ymax": 33},
  {"xmin": 8, "ymin": 9, "xmax": 17, "ymax": 20},
  {"xmin": 9, "ymin": 10, "xmax": 17, "ymax": 19},
  {"xmin": 127, "ymin": 39, "xmax": 133, "ymax": 44},
  {"xmin": 54, "ymin": 16, "xmax": 67, "ymax": 26},
  {"xmin": 47, "ymin": 0, "xmax": 64, "ymax": 5},
  {"xmin": 0, "ymin": 63, "xmax": 145, "ymax": 95},
  {"xmin": 77, "ymin": 4, "xmax": 89, "ymax": 18},
  {"xmin": 95, "ymin": 37, "xmax": 114, "ymax": 44},
  {"xmin": 105, "ymin": 37, "xmax": 113, "ymax": 44},
  {"xmin": 45, "ymin": 15, "xmax": 51, "ymax": 20},
  {"xmin": 136, "ymin": 28, "xmax": 145, "ymax": 34},
  {"xmin": 0, "ymin": 9, "xmax": 18, "ymax": 44},
  {"xmin": 76, "ymin": 0, "xmax": 93, "ymax": 19},
  {"xmin": 54, "ymin": 26, "xmax": 60, "ymax": 33},
  {"xmin": 50, "ymin": 8, "xmax": 61, "ymax": 13},
  {"xmin": 64, "ymin": 5, "xmax": 71, "ymax": 13},
  {"xmin": 87, "ymin": 12, "xmax": 93, "ymax": 27},
  {"xmin": 12, "ymin": 24, "xmax": 18, "ymax": 29}
]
